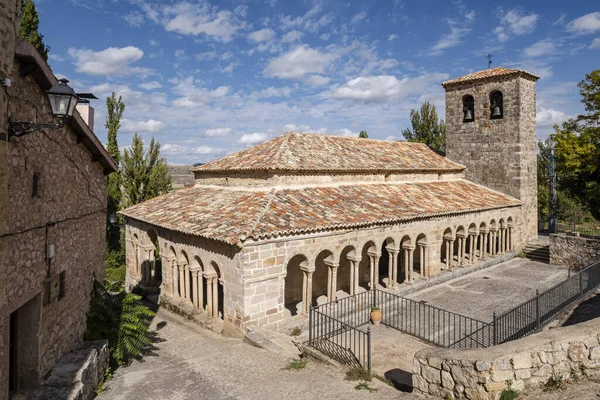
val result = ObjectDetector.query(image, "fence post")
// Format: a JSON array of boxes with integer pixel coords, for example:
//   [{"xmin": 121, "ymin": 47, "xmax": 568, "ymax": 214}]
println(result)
[
  {"xmin": 580, "ymin": 272, "xmax": 584, "ymax": 298},
  {"xmin": 535, "ymin": 290, "xmax": 540, "ymax": 331},
  {"xmin": 367, "ymin": 326, "xmax": 372, "ymax": 374},
  {"xmin": 308, "ymin": 304, "xmax": 313, "ymax": 344},
  {"xmin": 492, "ymin": 312, "xmax": 497, "ymax": 346}
]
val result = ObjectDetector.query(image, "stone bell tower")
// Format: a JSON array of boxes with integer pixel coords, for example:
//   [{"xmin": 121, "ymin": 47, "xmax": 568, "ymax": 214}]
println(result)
[{"xmin": 443, "ymin": 67, "xmax": 539, "ymax": 242}]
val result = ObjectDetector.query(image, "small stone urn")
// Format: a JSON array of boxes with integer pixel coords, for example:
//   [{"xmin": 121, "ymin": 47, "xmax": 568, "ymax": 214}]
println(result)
[{"xmin": 370, "ymin": 307, "xmax": 382, "ymax": 325}]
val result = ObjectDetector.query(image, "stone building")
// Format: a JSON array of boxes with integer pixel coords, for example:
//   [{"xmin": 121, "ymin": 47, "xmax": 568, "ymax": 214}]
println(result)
[
  {"xmin": 122, "ymin": 67, "xmax": 538, "ymax": 337},
  {"xmin": 0, "ymin": 2, "xmax": 117, "ymax": 397}
]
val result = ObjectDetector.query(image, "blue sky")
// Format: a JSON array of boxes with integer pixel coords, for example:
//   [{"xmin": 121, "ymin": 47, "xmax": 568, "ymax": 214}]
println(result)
[{"xmin": 37, "ymin": 0, "xmax": 600, "ymax": 165}]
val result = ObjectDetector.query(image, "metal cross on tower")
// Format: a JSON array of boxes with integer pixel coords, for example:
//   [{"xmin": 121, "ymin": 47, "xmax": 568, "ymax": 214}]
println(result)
[{"xmin": 486, "ymin": 53, "xmax": 493, "ymax": 69}]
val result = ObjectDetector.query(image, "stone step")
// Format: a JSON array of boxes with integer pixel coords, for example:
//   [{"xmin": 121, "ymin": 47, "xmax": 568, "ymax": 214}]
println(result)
[
  {"xmin": 524, "ymin": 244, "xmax": 550, "ymax": 263},
  {"xmin": 244, "ymin": 326, "xmax": 302, "ymax": 359}
]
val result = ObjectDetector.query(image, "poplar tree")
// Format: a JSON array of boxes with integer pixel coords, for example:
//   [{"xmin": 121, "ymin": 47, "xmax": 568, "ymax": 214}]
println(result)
[
  {"xmin": 402, "ymin": 101, "xmax": 446, "ymax": 155},
  {"xmin": 19, "ymin": 0, "xmax": 50, "ymax": 61},
  {"xmin": 106, "ymin": 93, "xmax": 125, "ymax": 254}
]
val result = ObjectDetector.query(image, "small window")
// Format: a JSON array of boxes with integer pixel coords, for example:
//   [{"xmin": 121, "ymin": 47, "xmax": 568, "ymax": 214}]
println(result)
[
  {"xmin": 462, "ymin": 95, "xmax": 474, "ymax": 123},
  {"xmin": 59, "ymin": 271, "xmax": 66, "ymax": 300},
  {"xmin": 490, "ymin": 91, "xmax": 503, "ymax": 119},
  {"xmin": 32, "ymin": 172, "xmax": 40, "ymax": 197}
]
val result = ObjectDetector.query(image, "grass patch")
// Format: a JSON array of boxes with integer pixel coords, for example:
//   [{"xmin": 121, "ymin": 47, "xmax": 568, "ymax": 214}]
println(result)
[
  {"xmin": 372, "ymin": 373, "xmax": 393, "ymax": 387},
  {"xmin": 283, "ymin": 358, "xmax": 308, "ymax": 371},
  {"xmin": 499, "ymin": 388, "xmax": 519, "ymax": 400},
  {"xmin": 354, "ymin": 382, "xmax": 377, "ymax": 392},
  {"xmin": 290, "ymin": 327, "xmax": 302, "ymax": 337},
  {"xmin": 544, "ymin": 375, "xmax": 565, "ymax": 391},
  {"xmin": 517, "ymin": 250, "xmax": 527, "ymax": 258},
  {"xmin": 345, "ymin": 367, "xmax": 372, "ymax": 381}
]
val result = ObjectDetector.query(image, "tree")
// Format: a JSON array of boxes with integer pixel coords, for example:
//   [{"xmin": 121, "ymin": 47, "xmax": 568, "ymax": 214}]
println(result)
[
  {"xmin": 19, "ymin": 0, "xmax": 49, "ymax": 61},
  {"xmin": 120, "ymin": 133, "xmax": 172, "ymax": 209},
  {"xmin": 359, "ymin": 130, "xmax": 368, "ymax": 138},
  {"xmin": 401, "ymin": 101, "xmax": 446, "ymax": 155},
  {"xmin": 577, "ymin": 70, "xmax": 600, "ymax": 125},
  {"xmin": 106, "ymin": 93, "xmax": 125, "ymax": 253}
]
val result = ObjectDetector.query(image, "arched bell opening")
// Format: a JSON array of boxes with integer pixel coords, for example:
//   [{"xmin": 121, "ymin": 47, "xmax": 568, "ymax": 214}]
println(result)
[
  {"xmin": 463, "ymin": 94, "xmax": 475, "ymax": 122},
  {"xmin": 490, "ymin": 90, "xmax": 503, "ymax": 119}
]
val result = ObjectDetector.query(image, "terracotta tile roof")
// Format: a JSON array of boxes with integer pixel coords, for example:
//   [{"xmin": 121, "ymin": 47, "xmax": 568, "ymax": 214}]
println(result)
[
  {"xmin": 121, "ymin": 180, "xmax": 520, "ymax": 246},
  {"xmin": 193, "ymin": 133, "xmax": 465, "ymax": 173},
  {"xmin": 442, "ymin": 67, "xmax": 540, "ymax": 87}
]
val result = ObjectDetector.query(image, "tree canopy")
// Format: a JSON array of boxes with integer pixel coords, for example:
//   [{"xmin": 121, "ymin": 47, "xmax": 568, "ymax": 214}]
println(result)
[
  {"xmin": 359, "ymin": 130, "xmax": 368, "ymax": 138},
  {"xmin": 106, "ymin": 93, "xmax": 125, "ymax": 252},
  {"xmin": 401, "ymin": 101, "xmax": 446, "ymax": 154},
  {"xmin": 120, "ymin": 133, "xmax": 172, "ymax": 209},
  {"xmin": 19, "ymin": 0, "xmax": 49, "ymax": 61}
]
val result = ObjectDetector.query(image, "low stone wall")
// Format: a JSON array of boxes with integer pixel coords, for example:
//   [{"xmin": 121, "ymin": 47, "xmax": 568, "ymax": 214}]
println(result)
[
  {"xmin": 30, "ymin": 340, "xmax": 109, "ymax": 400},
  {"xmin": 412, "ymin": 317, "xmax": 600, "ymax": 399},
  {"xmin": 550, "ymin": 233, "xmax": 600, "ymax": 269}
]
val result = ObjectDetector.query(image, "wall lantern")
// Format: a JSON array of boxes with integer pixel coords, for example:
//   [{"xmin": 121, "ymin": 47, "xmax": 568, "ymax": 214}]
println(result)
[{"xmin": 8, "ymin": 78, "xmax": 79, "ymax": 137}]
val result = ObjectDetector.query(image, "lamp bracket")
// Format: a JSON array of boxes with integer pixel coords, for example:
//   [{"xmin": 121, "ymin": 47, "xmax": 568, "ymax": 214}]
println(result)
[{"xmin": 8, "ymin": 120, "xmax": 64, "ymax": 137}]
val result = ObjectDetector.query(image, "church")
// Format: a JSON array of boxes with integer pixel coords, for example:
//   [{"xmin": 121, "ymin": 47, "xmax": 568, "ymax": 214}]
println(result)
[{"xmin": 121, "ymin": 67, "xmax": 539, "ymax": 337}]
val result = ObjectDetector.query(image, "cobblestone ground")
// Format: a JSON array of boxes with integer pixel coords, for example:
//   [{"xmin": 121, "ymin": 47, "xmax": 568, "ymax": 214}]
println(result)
[{"xmin": 100, "ymin": 308, "xmax": 418, "ymax": 400}]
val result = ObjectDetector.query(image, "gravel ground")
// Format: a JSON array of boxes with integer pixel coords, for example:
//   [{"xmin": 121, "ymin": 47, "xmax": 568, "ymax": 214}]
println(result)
[
  {"xmin": 521, "ymin": 378, "xmax": 600, "ymax": 399},
  {"xmin": 99, "ymin": 308, "xmax": 418, "ymax": 400}
]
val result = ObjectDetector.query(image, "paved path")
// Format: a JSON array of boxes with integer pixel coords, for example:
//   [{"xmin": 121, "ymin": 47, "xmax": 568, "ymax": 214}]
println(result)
[
  {"xmin": 406, "ymin": 258, "xmax": 569, "ymax": 322},
  {"xmin": 100, "ymin": 308, "xmax": 416, "ymax": 400}
]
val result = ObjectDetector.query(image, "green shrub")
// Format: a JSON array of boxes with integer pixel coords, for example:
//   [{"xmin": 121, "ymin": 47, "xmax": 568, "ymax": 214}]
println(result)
[
  {"xmin": 283, "ymin": 358, "xmax": 308, "ymax": 370},
  {"xmin": 345, "ymin": 367, "xmax": 371, "ymax": 381},
  {"xmin": 499, "ymin": 388, "xmax": 519, "ymax": 400},
  {"xmin": 354, "ymin": 382, "xmax": 377, "ymax": 392},
  {"xmin": 85, "ymin": 280, "xmax": 155, "ymax": 366}
]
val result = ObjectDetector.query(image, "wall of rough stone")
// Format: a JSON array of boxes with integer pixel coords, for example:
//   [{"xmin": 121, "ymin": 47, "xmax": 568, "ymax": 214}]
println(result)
[
  {"xmin": 412, "ymin": 317, "xmax": 600, "ymax": 399},
  {"xmin": 550, "ymin": 233, "xmax": 600, "ymax": 269},
  {"xmin": 0, "ymin": 5, "xmax": 109, "ymax": 395},
  {"xmin": 445, "ymin": 74, "xmax": 538, "ymax": 242}
]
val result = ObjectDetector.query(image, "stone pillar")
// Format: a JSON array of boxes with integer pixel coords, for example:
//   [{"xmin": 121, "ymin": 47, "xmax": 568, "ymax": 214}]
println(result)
[
  {"xmin": 367, "ymin": 250, "xmax": 379, "ymax": 289},
  {"xmin": 482, "ymin": 232, "xmax": 488, "ymax": 259},
  {"xmin": 192, "ymin": 270, "xmax": 200, "ymax": 308},
  {"xmin": 508, "ymin": 227, "xmax": 513, "ymax": 250},
  {"xmin": 444, "ymin": 241, "xmax": 450, "ymax": 269},
  {"xmin": 386, "ymin": 247, "xmax": 399, "ymax": 288},
  {"xmin": 408, "ymin": 247, "xmax": 414, "ymax": 281},
  {"xmin": 325, "ymin": 261, "xmax": 339, "ymax": 302},
  {"xmin": 206, "ymin": 273, "xmax": 214, "ymax": 316},
  {"xmin": 419, "ymin": 245, "xmax": 424, "ymax": 275},
  {"xmin": 146, "ymin": 249, "xmax": 155, "ymax": 283},
  {"xmin": 305, "ymin": 270, "xmax": 314, "ymax": 313},
  {"xmin": 404, "ymin": 247, "xmax": 410, "ymax": 281},
  {"xmin": 449, "ymin": 239, "xmax": 455, "ymax": 269},
  {"xmin": 470, "ymin": 234, "xmax": 478, "ymax": 263},
  {"xmin": 212, "ymin": 277, "xmax": 219, "ymax": 318},
  {"xmin": 178, "ymin": 263, "xmax": 185, "ymax": 298},
  {"xmin": 457, "ymin": 236, "xmax": 464, "ymax": 266},
  {"xmin": 349, "ymin": 260, "xmax": 357, "ymax": 295},
  {"xmin": 197, "ymin": 271, "xmax": 204, "ymax": 309},
  {"xmin": 184, "ymin": 264, "xmax": 190, "ymax": 301},
  {"xmin": 421, "ymin": 245, "xmax": 429, "ymax": 277}
]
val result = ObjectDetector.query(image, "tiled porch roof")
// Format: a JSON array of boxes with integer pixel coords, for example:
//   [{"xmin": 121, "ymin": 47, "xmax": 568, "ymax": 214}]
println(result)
[
  {"xmin": 442, "ymin": 67, "xmax": 539, "ymax": 87},
  {"xmin": 121, "ymin": 180, "xmax": 521, "ymax": 246},
  {"xmin": 192, "ymin": 132, "xmax": 465, "ymax": 173}
]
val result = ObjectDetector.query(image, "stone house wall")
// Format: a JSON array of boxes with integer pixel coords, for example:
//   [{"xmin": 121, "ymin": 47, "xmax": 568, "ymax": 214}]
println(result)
[
  {"xmin": 445, "ymin": 75, "xmax": 538, "ymax": 241},
  {"xmin": 412, "ymin": 317, "xmax": 600, "ymax": 399},
  {"xmin": 0, "ymin": 2, "xmax": 109, "ymax": 395},
  {"xmin": 550, "ymin": 234, "xmax": 600, "ymax": 270}
]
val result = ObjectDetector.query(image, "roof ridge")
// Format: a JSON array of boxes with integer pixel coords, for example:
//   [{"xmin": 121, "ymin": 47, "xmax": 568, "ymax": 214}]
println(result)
[
  {"xmin": 271, "ymin": 131, "xmax": 292, "ymax": 168},
  {"xmin": 239, "ymin": 188, "xmax": 277, "ymax": 243}
]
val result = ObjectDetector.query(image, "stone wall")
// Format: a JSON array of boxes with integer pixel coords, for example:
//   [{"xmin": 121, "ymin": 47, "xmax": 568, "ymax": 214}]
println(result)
[
  {"xmin": 30, "ymin": 340, "xmax": 109, "ymax": 400},
  {"xmin": 550, "ymin": 233, "xmax": 600, "ymax": 269},
  {"xmin": 0, "ymin": 3, "xmax": 109, "ymax": 395},
  {"xmin": 445, "ymin": 74, "xmax": 538, "ymax": 241},
  {"xmin": 412, "ymin": 317, "xmax": 600, "ymax": 399}
]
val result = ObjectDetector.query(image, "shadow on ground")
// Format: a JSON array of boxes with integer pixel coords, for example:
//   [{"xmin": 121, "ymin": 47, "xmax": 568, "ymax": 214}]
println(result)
[
  {"xmin": 562, "ymin": 291, "xmax": 600, "ymax": 327},
  {"xmin": 383, "ymin": 368, "xmax": 413, "ymax": 392}
]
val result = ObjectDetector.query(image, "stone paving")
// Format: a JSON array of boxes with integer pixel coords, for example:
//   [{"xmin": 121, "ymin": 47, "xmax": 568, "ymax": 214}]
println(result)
[
  {"xmin": 99, "ymin": 308, "xmax": 416, "ymax": 400},
  {"xmin": 405, "ymin": 258, "xmax": 569, "ymax": 322}
]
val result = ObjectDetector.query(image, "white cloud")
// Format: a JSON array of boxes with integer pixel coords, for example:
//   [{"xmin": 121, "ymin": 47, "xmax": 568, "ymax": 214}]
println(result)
[
  {"xmin": 248, "ymin": 28, "xmax": 275, "ymax": 42},
  {"xmin": 174, "ymin": 49, "xmax": 186, "ymax": 58},
  {"xmin": 351, "ymin": 11, "xmax": 368, "ymax": 24},
  {"xmin": 139, "ymin": 81, "xmax": 162, "ymax": 90},
  {"xmin": 264, "ymin": 45, "xmax": 337, "ymax": 80},
  {"xmin": 254, "ymin": 86, "xmax": 292, "ymax": 98},
  {"xmin": 465, "ymin": 11, "xmax": 475, "ymax": 21},
  {"xmin": 494, "ymin": 9, "xmax": 538, "ymax": 42},
  {"xmin": 388, "ymin": 34, "xmax": 399, "ymax": 41},
  {"xmin": 68, "ymin": 46, "xmax": 150, "ymax": 77},
  {"xmin": 159, "ymin": 2, "xmax": 245, "ymax": 42},
  {"xmin": 567, "ymin": 12, "xmax": 600, "ymax": 35},
  {"xmin": 172, "ymin": 76, "xmax": 231, "ymax": 107},
  {"xmin": 204, "ymin": 128, "xmax": 232, "ymax": 137},
  {"xmin": 48, "ymin": 54, "xmax": 64, "ymax": 62},
  {"xmin": 536, "ymin": 107, "xmax": 567, "ymax": 127},
  {"xmin": 121, "ymin": 119, "xmax": 166, "ymax": 133},
  {"xmin": 523, "ymin": 38, "xmax": 556, "ymax": 58},
  {"xmin": 429, "ymin": 23, "xmax": 471, "ymax": 54},
  {"xmin": 590, "ymin": 38, "xmax": 600, "ymax": 49},
  {"xmin": 123, "ymin": 11, "xmax": 145, "ymax": 27},
  {"xmin": 282, "ymin": 30, "xmax": 303, "ymax": 43},
  {"xmin": 283, "ymin": 124, "xmax": 310, "ymax": 132},
  {"xmin": 306, "ymin": 75, "xmax": 330, "ymax": 86},
  {"xmin": 239, "ymin": 132, "xmax": 270, "ymax": 145},
  {"xmin": 161, "ymin": 144, "xmax": 219, "ymax": 156},
  {"xmin": 331, "ymin": 73, "xmax": 449, "ymax": 103},
  {"xmin": 196, "ymin": 51, "xmax": 218, "ymax": 61}
]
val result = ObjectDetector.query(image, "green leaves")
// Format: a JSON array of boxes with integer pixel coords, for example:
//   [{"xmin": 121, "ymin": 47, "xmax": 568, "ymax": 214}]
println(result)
[
  {"xmin": 85, "ymin": 280, "xmax": 155, "ymax": 366},
  {"xmin": 401, "ymin": 101, "xmax": 446, "ymax": 155},
  {"xmin": 120, "ymin": 133, "xmax": 172, "ymax": 209},
  {"xmin": 19, "ymin": 0, "xmax": 49, "ymax": 61},
  {"xmin": 359, "ymin": 130, "xmax": 368, "ymax": 138}
]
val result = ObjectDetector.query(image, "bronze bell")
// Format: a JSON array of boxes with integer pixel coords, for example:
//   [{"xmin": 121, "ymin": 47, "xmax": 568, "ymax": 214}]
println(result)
[
  {"xmin": 491, "ymin": 106, "xmax": 501, "ymax": 117},
  {"xmin": 464, "ymin": 109, "xmax": 473, "ymax": 121}
]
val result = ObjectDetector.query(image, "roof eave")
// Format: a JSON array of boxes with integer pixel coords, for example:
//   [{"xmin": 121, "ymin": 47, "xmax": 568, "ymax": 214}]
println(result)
[
  {"xmin": 442, "ymin": 69, "xmax": 540, "ymax": 89},
  {"xmin": 14, "ymin": 39, "xmax": 117, "ymax": 174}
]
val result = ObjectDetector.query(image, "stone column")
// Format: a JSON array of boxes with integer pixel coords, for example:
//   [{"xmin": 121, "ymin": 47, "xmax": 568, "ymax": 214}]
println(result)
[
  {"xmin": 457, "ymin": 236, "xmax": 464, "ymax": 266},
  {"xmin": 206, "ymin": 273, "xmax": 214, "ymax": 316},
  {"xmin": 325, "ymin": 261, "xmax": 339, "ymax": 302},
  {"xmin": 449, "ymin": 239, "xmax": 455, "ymax": 269},
  {"xmin": 330, "ymin": 266, "xmax": 338, "ymax": 301},
  {"xmin": 212, "ymin": 278, "xmax": 219, "ymax": 318},
  {"xmin": 508, "ymin": 227, "xmax": 513, "ymax": 251},
  {"xmin": 349, "ymin": 260, "xmax": 356, "ymax": 295},
  {"xmin": 305, "ymin": 270, "xmax": 314, "ymax": 313},
  {"xmin": 197, "ymin": 271, "xmax": 204, "ymax": 309},
  {"xmin": 368, "ymin": 250, "xmax": 379, "ymax": 289},
  {"xmin": 444, "ymin": 241, "xmax": 450, "ymax": 269},
  {"xmin": 408, "ymin": 246, "xmax": 415, "ymax": 281},
  {"xmin": 147, "ymin": 249, "xmax": 155, "ymax": 283},
  {"xmin": 192, "ymin": 270, "xmax": 200, "ymax": 308},
  {"xmin": 421, "ymin": 245, "xmax": 429, "ymax": 277},
  {"xmin": 481, "ymin": 231, "xmax": 488, "ymax": 260},
  {"xmin": 386, "ymin": 247, "xmax": 398, "ymax": 288},
  {"xmin": 178, "ymin": 263, "xmax": 185, "ymax": 298},
  {"xmin": 419, "ymin": 245, "xmax": 424, "ymax": 275},
  {"xmin": 404, "ymin": 247, "xmax": 410, "ymax": 282},
  {"xmin": 184, "ymin": 264, "xmax": 191, "ymax": 301},
  {"xmin": 470, "ymin": 235, "xmax": 478, "ymax": 263}
]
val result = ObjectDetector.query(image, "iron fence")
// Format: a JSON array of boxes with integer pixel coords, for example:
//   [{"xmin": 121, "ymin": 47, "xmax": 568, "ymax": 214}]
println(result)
[
  {"xmin": 308, "ymin": 305, "xmax": 371, "ymax": 372},
  {"xmin": 557, "ymin": 223, "xmax": 600, "ymax": 239}
]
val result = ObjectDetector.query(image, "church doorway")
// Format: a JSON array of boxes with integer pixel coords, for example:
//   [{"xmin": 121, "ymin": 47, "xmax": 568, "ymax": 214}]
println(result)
[{"xmin": 9, "ymin": 294, "xmax": 41, "ymax": 396}]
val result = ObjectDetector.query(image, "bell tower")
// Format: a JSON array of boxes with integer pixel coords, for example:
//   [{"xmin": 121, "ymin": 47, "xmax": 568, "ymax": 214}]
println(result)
[{"xmin": 443, "ymin": 67, "xmax": 539, "ymax": 242}]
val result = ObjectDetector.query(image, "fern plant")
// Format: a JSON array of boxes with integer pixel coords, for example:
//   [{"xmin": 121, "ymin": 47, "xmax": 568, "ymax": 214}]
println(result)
[{"xmin": 85, "ymin": 279, "xmax": 155, "ymax": 366}]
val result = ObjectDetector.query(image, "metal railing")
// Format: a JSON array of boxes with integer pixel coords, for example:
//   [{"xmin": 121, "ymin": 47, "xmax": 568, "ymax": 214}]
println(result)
[
  {"xmin": 308, "ymin": 304, "xmax": 371, "ymax": 372},
  {"xmin": 557, "ymin": 223, "xmax": 600, "ymax": 239}
]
